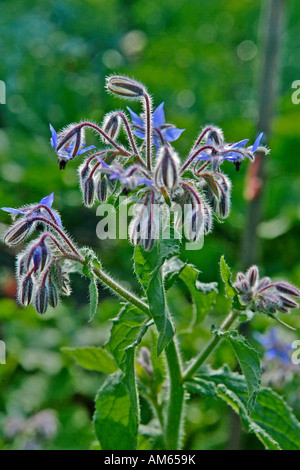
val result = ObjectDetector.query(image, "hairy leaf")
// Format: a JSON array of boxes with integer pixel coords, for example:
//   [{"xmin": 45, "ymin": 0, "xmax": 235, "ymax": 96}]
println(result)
[
  {"xmin": 214, "ymin": 330, "xmax": 261, "ymax": 412},
  {"xmin": 61, "ymin": 346, "xmax": 117, "ymax": 374}
]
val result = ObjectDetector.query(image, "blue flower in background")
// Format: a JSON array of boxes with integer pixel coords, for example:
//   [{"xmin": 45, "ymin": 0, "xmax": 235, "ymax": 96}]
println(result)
[
  {"xmin": 127, "ymin": 103, "xmax": 185, "ymax": 149},
  {"xmin": 1, "ymin": 193, "xmax": 62, "ymax": 227},
  {"xmin": 197, "ymin": 132, "xmax": 264, "ymax": 169},
  {"xmin": 50, "ymin": 124, "xmax": 95, "ymax": 169},
  {"xmin": 255, "ymin": 328, "xmax": 292, "ymax": 364}
]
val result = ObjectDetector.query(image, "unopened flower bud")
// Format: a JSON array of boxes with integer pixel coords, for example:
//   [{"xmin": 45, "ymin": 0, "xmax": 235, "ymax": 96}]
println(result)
[
  {"xmin": 246, "ymin": 266, "xmax": 259, "ymax": 287},
  {"xmin": 278, "ymin": 294, "xmax": 298, "ymax": 309},
  {"xmin": 18, "ymin": 275, "xmax": 34, "ymax": 306},
  {"xmin": 34, "ymin": 284, "xmax": 49, "ymax": 314},
  {"xmin": 185, "ymin": 205, "xmax": 204, "ymax": 242},
  {"xmin": 275, "ymin": 282, "xmax": 300, "ymax": 298},
  {"xmin": 207, "ymin": 126, "xmax": 224, "ymax": 146},
  {"xmin": 4, "ymin": 220, "xmax": 34, "ymax": 246},
  {"xmin": 83, "ymin": 177, "xmax": 95, "ymax": 207},
  {"xmin": 137, "ymin": 347, "xmax": 153, "ymax": 377},
  {"xmin": 203, "ymin": 203, "xmax": 213, "ymax": 234},
  {"xmin": 106, "ymin": 76, "xmax": 145, "ymax": 99},
  {"xmin": 27, "ymin": 240, "xmax": 50, "ymax": 272},
  {"xmin": 155, "ymin": 146, "xmax": 180, "ymax": 190},
  {"xmin": 96, "ymin": 175, "xmax": 108, "ymax": 202},
  {"xmin": 257, "ymin": 276, "xmax": 272, "ymax": 291},
  {"xmin": 102, "ymin": 112, "xmax": 122, "ymax": 144},
  {"xmin": 48, "ymin": 283, "xmax": 59, "ymax": 308}
]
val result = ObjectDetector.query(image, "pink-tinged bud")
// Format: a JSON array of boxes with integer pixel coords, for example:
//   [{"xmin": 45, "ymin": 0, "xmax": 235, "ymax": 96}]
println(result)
[
  {"xmin": 102, "ymin": 112, "xmax": 122, "ymax": 143},
  {"xmin": 155, "ymin": 146, "xmax": 180, "ymax": 190},
  {"xmin": 106, "ymin": 76, "xmax": 145, "ymax": 99},
  {"xmin": 278, "ymin": 294, "xmax": 298, "ymax": 309},
  {"xmin": 3, "ymin": 220, "xmax": 34, "ymax": 246},
  {"xmin": 34, "ymin": 284, "xmax": 49, "ymax": 314},
  {"xmin": 240, "ymin": 279, "xmax": 251, "ymax": 293},
  {"xmin": 236, "ymin": 272, "xmax": 246, "ymax": 283},
  {"xmin": 256, "ymin": 276, "xmax": 272, "ymax": 291},
  {"xmin": 275, "ymin": 282, "xmax": 300, "ymax": 298},
  {"xmin": 246, "ymin": 266, "xmax": 259, "ymax": 287},
  {"xmin": 18, "ymin": 275, "xmax": 34, "ymax": 306}
]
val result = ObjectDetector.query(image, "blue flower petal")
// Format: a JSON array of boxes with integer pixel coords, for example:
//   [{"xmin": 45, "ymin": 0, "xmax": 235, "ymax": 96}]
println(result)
[
  {"xmin": 77, "ymin": 145, "xmax": 96, "ymax": 155},
  {"xmin": 231, "ymin": 139, "xmax": 249, "ymax": 149},
  {"xmin": 132, "ymin": 129, "xmax": 146, "ymax": 140},
  {"xmin": 49, "ymin": 124, "xmax": 58, "ymax": 150},
  {"xmin": 39, "ymin": 193, "xmax": 54, "ymax": 208},
  {"xmin": 162, "ymin": 127, "xmax": 185, "ymax": 142},
  {"xmin": 152, "ymin": 102, "xmax": 165, "ymax": 128},
  {"xmin": 127, "ymin": 107, "xmax": 144, "ymax": 128},
  {"xmin": 1, "ymin": 207, "xmax": 24, "ymax": 215},
  {"xmin": 251, "ymin": 132, "xmax": 263, "ymax": 152}
]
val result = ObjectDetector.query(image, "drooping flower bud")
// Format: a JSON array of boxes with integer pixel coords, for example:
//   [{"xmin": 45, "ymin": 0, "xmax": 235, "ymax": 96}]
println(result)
[
  {"xmin": 102, "ymin": 112, "xmax": 122, "ymax": 144},
  {"xmin": 83, "ymin": 177, "xmax": 95, "ymax": 207},
  {"xmin": 96, "ymin": 175, "xmax": 108, "ymax": 202},
  {"xmin": 155, "ymin": 146, "xmax": 180, "ymax": 190},
  {"xmin": 34, "ymin": 284, "xmax": 49, "ymax": 315},
  {"xmin": 106, "ymin": 76, "xmax": 145, "ymax": 99},
  {"xmin": 206, "ymin": 126, "xmax": 224, "ymax": 146},
  {"xmin": 18, "ymin": 275, "xmax": 34, "ymax": 306},
  {"xmin": 48, "ymin": 283, "xmax": 59, "ymax": 308},
  {"xmin": 26, "ymin": 239, "xmax": 51, "ymax": 272},
  {"xmin": 129, "ymin": 197, "xmax": 158, "ymax": 250},
  {"xmin": 4, "ymin": 220, "xmax": 34, "ymax": 246}
]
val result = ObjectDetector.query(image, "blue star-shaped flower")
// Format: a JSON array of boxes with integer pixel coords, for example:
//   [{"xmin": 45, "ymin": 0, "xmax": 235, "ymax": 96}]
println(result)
[
  {"xmin": 50, "ymin": 124, "xmax": 95, "ymax": 169},
  {"xmin": 255, "ymin": 328, "xmax": 292, "ymax": 364},
  {"xmin": 1, "ymin": 193, "xmax": 62, "ymax": 227},
  {"xmin": 127, "ymin": 103, "xmax": 185, "ymax": 149}
]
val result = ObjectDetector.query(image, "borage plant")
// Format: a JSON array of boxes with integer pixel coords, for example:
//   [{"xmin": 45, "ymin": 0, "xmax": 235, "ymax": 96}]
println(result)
[{"xmin": 2, "ymin": 76, "xmax": 300, "ymax": 450}]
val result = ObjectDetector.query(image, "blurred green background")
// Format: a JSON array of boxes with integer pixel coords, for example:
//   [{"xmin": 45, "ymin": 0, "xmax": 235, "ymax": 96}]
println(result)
[{"xmin": 0, "ymin": 0, "xmax": 299, "ymax": 450}]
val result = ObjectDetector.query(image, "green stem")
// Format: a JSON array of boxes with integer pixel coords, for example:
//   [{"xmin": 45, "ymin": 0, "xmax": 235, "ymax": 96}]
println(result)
[
  {"xmin": 92, "ymin": 266, "xmax": 149, "ymax": 315},
  {"xmin": 92, "ymin": 264, "xmax": 184, "ymax": 450},
  {"xmin": 182, "ymin": 310, "xmax": 239, "ymax": 382},
  {"xmin": 164, "ymin": 339, "xmax": 185, "ymax": 450}
]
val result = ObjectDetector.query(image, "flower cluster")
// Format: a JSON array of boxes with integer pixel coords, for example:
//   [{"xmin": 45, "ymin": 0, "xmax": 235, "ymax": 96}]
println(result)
[
  {"xmin": 48, "ymin": 76, "xmax": 267, "ymax": 249},
  {"xmin": 1, "ymin": 194, "xmax": 76, "ymax": 314},
  {"xmin": 233, "ymin": 266, "xmax": 300, "ymax": 318}
]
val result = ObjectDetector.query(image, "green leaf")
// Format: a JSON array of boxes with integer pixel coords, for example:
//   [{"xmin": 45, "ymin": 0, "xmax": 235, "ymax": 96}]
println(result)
[
  {"xmin": 107, "ymin": 303, "xmax": 148, "ymax": 370},
  {"xmin": 219, "ymin": 256, "xmax": 245, "ymax": 311},
  {"xmin": 94, "ymin": 371, "xmax": 138, "ymax": 450},
  {"xmin": 134, "ymin": 233, "xmax": 179, "ymax": 355},
  {"xmin": 214, "ymin": 330, "xmax": 261, "ymax": 412},
  {"xmin": 61, "ymin": 346, "xmax": 117, "ymax": 374},
  {"xmin": 89, "ymin": 275, "xmax": 98, "ymax": 321},
  {"xmin": 163, "ymin": 257, "xmax": 218, "ymax": 323},
  {"xmin": 220, "ymin": 255, "xmax": 236, "ymax": 298},
  {"xmin": 80, "ymin": 247, "xmax": 102, "ymax": 321},
  {"xmin": 186, "ymin": 366, "xmax": 300, "ymax": 450},
  {"xmin": 94, "ymin": 304, "xmax": 149, "ymax": 450}
]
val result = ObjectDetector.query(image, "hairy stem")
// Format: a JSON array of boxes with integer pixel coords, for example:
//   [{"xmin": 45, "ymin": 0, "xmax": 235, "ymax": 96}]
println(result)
[
  {"xmin": 182, "ymin": 310, "xmax": 239, "ymax": 382},
  {"xmin": 143, "ymin": 92, "xmax": 152, "ymax": 171},
  {"xmin": 164, "ymin": 339, "xmax": 185, "ymax": 450}
]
